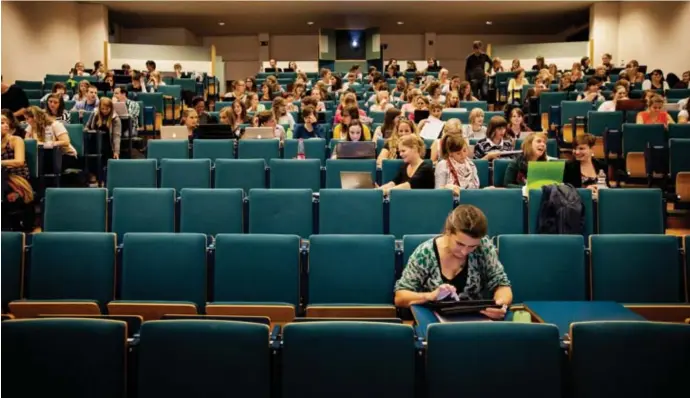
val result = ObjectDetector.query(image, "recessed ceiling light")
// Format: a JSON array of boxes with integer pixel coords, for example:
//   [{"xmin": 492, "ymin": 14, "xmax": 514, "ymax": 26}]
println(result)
[
  {"xmin": 307, "ymin": 21, "xmax": 314, "ymax": 25},
  {"xmin": 218, "ymin": 22, "xmax": 225, "ymax": 26},
  {"xmin": 397, "ymin": 21, "xmax": 404, "ymax": 25},
  {"xmin": 485, "ymin": 21, "xmax": 493, "ymax": 25}
]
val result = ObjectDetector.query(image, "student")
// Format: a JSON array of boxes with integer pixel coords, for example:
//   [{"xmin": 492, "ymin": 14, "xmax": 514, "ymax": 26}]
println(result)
[
  {"xmin": 1, "ymin": 109, "xmax": 26, "ymax": 139},
  {"xmin": 2, "ymin": 113, "xmax": 34, "ymax": 231},
  {"xmin": 310, "ymin": 88, "xmax": 327, "ymax": 113},
  {"xmin": 113, "ymin": 87, "xmax": 141, "ymax": 133},
  {"xmin": 678, "ymin": 97, "xmax": 689, "ymax": 124},
  {"xmin": 173, "ymin": 63, "xmax": 184, "ymax": 79},
  {"xmin": 394, "ymin": 204, "xmax": 512, "ymax": 314},
  {"xmin": 564, "ymin": 133, "xmax": 607, "ymax": 193},
  {"xmin": 636, "ymin": 94, "xmax": 674, "ymax": 128},
  {"xmin": 128, "ymin": 72, "xmax": 148, "ymax": 94},
  {"xmin": 334, "ymin": 105, "xmax": 372, "ymax": 141},
  {"xmin": 601, "ymin": 53, "xmax": 614, "ymax": 73},
  {"xmin": 418, "ymin": 102, "xmax": 444, "ymax": 132},
  {"xmin": 260, "ymin": 83, "xmax": 273, "ymax": 101},
  {"xmin": 40, "ymin": 82, "xmax": 70, "ymax": 106},
  {"xmin": 24, "ymin": 106, "xmax": 78, "ymax": 162},
  {"xmin": 427, "ymin": 82, "xmax": 446, "ymax": 104},
  {"xmin": 507, "ymin": 68, "xmax": 526, "ymax": 103},
  {"xmin": 405, "ymin": 61, "xmax": 417, "ymax": 73},
  {"xmin": 532, "ymin": 56, "xmax": 546, "ymax": 71},
  {"xmin": 92, "ymin": 60, "xmax": 106, "ymax": 80},
  {"xmin": 377, "ymin": 118, "xmax": 417, "ymax": 167},
  {"xmin": 287, "ymin": 61, "xmax": 299, "ymax": 72},
  {"xmin": 577, "ymin": 78, "xmax": 605, "ymax": 103},
  {"xmin": 180, "ymin": 108, "xmax": 199, "ymax": 137},
  {"xmin": 254, "ymin": 110, "xmax": 286, "ymax": 140},
  {"xmin": 72, "ymin": 80, "xmax": 90, "ymax": 101},
  {"xmin": 244, "ymin": 92, "xmax": 265, "ymax": 113},
  {"xmin": 378, "ymin": 134, "xmax": 434, "ymax": 194},
  {"xmin": 334, "ymin": 92, "xmax": 364, "ymax": 124},
  {"xmin": 391, "ymin": 77, "xmax": 407, "ymax": 99},
  {"xmin": 506, "ymin": 107, "xmax": 531, "ymax": 140},
  {"xmin": 642, "ymin": 69, "xmax": 670, "ymax": 91},
  {"xmin": 510, "ymin": 59, "xmax": 521, "ymax": 72},
  {"xmin": 72, "ymin": 84, "xmax": 100, "ymax": 112},
  {"xmin": 373, "ymin": 108, "xmax": 401, "ymax": 141},
  {"xmin": 148, "ymin": 71, "xmax": 165, "ymax": 90},
  {"xmin": 435, "ymin": 132, "xmax": 479, "ymax": 194},
  {"xmin": 218, "ymin": 107, "xmax": 242, "ymax": 138},
  {"xmin": 1, "ymin": 77, "xmax": 30, "ymax": 121},
  {"xmin": 473, "ymin": 116, "xmax": 514, "ymax": 160},
  {"xmin": 45, "ymin": 94, "xmax": 70, "ymax": 124},
  {"xmin": 458, "ymin": 81, "xmax": 478, "ymax": 102},
  {"xmin": 598, "ymin": 84, "xmax": 629, "ymax": 112},
  {"xmin": 331, "ymin": 120, "xmax": 366, "ymax": 159},
  {"xmin": 71, "ymin": 61, "xmax": 87, "ymax": 77},
  {"xmin": 85, "ymin": 98, "xmax": 122, "ymax": 184},
  {"xmin": 430, "ymin": 119, "xmax": 461, "ymax": 164},
  {"xmin": 224, "ymin": 80, "xmax": 247, "ymax": 101},
  {"xmin": 370, "ymin": 90, "xmax": 394, "ymax": 112},
  {"xmin": 504, "ymin": 132, "xmax": 548, "ymax": 187},
  {"xmin": 267, "ymin": 59, "xmax": 282, "ymax": 72},
  {"xmin": 401, "ymin": 89, "xmax": 422, "ymax": 114},
  {"xmin": 272, "ymin": 97, "xmax": 295, "ymax": 131},
  {"xmin": 462, "ymin": 108, "xmax": 487, "ymax": 139},
  {"xmin": 444, "ymin": 91, "xmax": 460, "ymax": 109},
  {"xmin": 408, "ymin": 96, "xmax": 429, "ymax": 122},
  {"xmin": 245, "ymin": 77, "xmax": 257, "ymax": 93},
  {"xmin": 292, "ymin": 106, "xmax": 323, "ymax": 139}
]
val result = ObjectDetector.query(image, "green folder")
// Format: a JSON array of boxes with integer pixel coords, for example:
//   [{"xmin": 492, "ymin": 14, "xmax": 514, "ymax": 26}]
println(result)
[{"xmin": 526, "ymin": 161, "xmax": 565, "ymax": 190}]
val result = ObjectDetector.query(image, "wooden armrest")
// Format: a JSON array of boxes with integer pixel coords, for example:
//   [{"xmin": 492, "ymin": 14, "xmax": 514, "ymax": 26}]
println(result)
[
  {"xmin": 9, "ymin": 301, "xmax": 101, "ymax": 319},
  {"xmin": 626, "ymin": 152, "xmax": 646, "ymax": 178},
  {"xmin": 305, "ymin": 305, "xmax": 397, "ymax": 318},
  {"xmin": 625, "ymin": 304, "xmax": 690, "ymax": 323},
  {"xmin": 107, "ymin": 302, "xmax": 196, "ymax": 321},
  {"xmin": 206, "ymin": 304, "xmax": 295, "ymax": 324}
]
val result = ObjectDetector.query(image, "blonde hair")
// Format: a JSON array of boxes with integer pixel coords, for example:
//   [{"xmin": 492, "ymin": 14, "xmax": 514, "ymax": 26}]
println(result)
[
  {"xmin": 444, "ymin": 118, "xmax": 462, "ymax": 132},
  {"xmin": 26, "ymin": 106, "xmax": 53, "ymax": 141},
  {"xmin": 444, "ymin": 205, "xmax": 488, "ymax": 238},
  {"xmin": 95, "ymin": 97, "xmax": 115, "ymax": 130},
  {"xmin": 469, "ymin": 108, "xmax": 484, "ymax": 124},
  {"xmin": 385, "ymin": 118, "xmax": 418, "ymax": 159},
  {"xmin": 522, "ymin": 132, "xmax": 548, "ymax": 161},
  {"xmin": 219, "ymin": 106, "xmax": 235, "ymax": 126},
  {"xmin": 399, "ymin": 134, "xmax": 426, "ymax": 158}
]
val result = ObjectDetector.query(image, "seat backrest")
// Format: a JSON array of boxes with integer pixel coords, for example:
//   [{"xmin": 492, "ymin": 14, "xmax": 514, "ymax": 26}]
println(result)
[
  {"xmin": 590, "ymin": 234, "xmax": 682, "ymax": 302},
  {"xmin": 459, "ymin": 101, "xmax": 487, "ymax": 112},
  {"xmin": 180, "ymin": 188, "xmax": 243, "ymax": 235},
  {"xmin": 492, "ymin": 158, "xmax": 512, "ymax": 187},
  {"xmin": 137, "ymin": 320, "xmax": 270, "ymax": 398},
  {"xmin": 560, "ymin": 101, "xmax": 592, "ymax": 125},
  {"xmin": 121, "ymin": 233, "xmax": 207, "ymax": 308},
  {"xmin": 539, "ymin": 92, "xmax": 568, "ymax": 114},
  {"xmin": 325, "ymin": 159, "xmax": 377, "ymax": 188},
  {"xmin": 214, "ymin": 234, "xmax": 300, "ymax": 306},
  {"xmin": 1, "ymin": 232, "xmax": 24, "ymax": 312},
  {"xmin": 402, "ymin": 234, "xmax": 435, "ymax": 265},
  {"xmin": 570, "ymin": 321, "xmax": 690, "ymax": 398},
  {"xmin": 528, "ymin": 188, "xmax": 593, "ymax": 238},
  {"xmin": 381, "ymin": 159, "xmax": 404, "ymax": 185},
  {"xmin": 2, "ymin": 318, "xmax": 127, "ymax": 398},
  {"xmin": 668, "ymin": 123, "xmax": 690, "ymax": 140},
  {"xmin": 281, "ymin": 322, "xmax": 415, "ymax": 398},
  {"xmin": 283, "ymin": 139, "xmax": 327, "ymax": 165},
  {"xmin": 670, "ymin": 138, "xmax": 690, "ymax": 180},
  {"xmin": 597, "ymin": 188, "xmax": 664, "ymax": 234},
  {"xmin": 587, "ymin": 111, "xmax": 623, "ymax": 136},
  {"xmin": 308, "ymin": 235, "xmax": 395, "ymax": 305},
  {"xmin": 106, "ymin": 159, "xmax": 158, "ymax": 195},
  {"xmin": 269, "ymin": 159, "xmax": 321, "ymax": 191},
  {"xmin": 388, "ymin": 190, "xmax": 453, "ymax": 239},
  {"xmin": 30, "ymin": 233, "xmax": 116, "ymax": 308},
  {"xmin": 248, "ymin": 189, "xmax": 313, "ymax": 238},
  {"xmin": 44, "ymin": 188, "xmax": 107, "ymax": 232},
  {"xmin": 498, "ymin": 235, "xmax": 586, "ymax": 302},
  {"xmin": 237, "ymin": 139, "xmax": 280, "ymax": 162},
  {"xmin": 472, "ymin": 159, "xmax": 489, "ymax": 187},
  {"xmin": 147, "ymin": 139, "xmax": 189, "ymax": 161},
  {"xmin": 192, "ymin": 139, "xmax": 235, "ymax": 163},
  {"xmin": 214, "ymin": 159, "xmax": 266, "ymax": 193},
  {"xmin": 459, "ymin": 189, "xmax": 524, "ymax": 236},
  {"xmin": 622, "ymin": 123, "xmax": 666, "ymax": 156},
  {"xmin": 318, "ymin": 189, "xmax": 384, "ymax": 234},
  {"xmin": 160, "ymin": 159, "xmax": 211, "ymax": 193},
  {"xmin": 112, "ymin": 188, "xmax": 175, "ymax": 243},
  {"xmin": 137, "ymin": 92, "xmax": 165, "ymax": 113},
  {"xmin": 64, "ymin": 124, "xmax": 84, "ymax": 156},
  {"xmin": 427, "ymin": 322, "xmax": 561, "ymax": 398},
  {"xmin": 24, "ymin": 139, "xmax": 39, "ymax": 179}
]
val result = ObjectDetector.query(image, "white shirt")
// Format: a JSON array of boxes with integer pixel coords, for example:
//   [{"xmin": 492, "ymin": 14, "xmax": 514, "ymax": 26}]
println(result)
[
  {"xmin": 641, "ymin": 80, "xmax": 669, "ymax": 91},
  {"xmin": 25, "ymin": 122, "xmax": 78, "ymax": 157}
]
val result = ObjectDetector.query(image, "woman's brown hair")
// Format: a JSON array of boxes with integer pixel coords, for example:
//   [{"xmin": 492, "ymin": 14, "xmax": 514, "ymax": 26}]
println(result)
[
  {"xmin": 26, "ymin": 106, "xmax": 53, "ymax": 141},
  {"xmin": 573, "ymin": 133, "xmax": 596, "ymax": 148},
  {"xmin": 522, "ymin": 132, "xmax": 548, "ymax": 161},
  {"xmin": 385, "ymin": 118, "xmax": 418, "ymax": 159},
  {"xmin": 486, "ymin": 115, "xmax": 508, "ymax": 140},
  {"xmin": 444, "ymin": 204, "xmax": 488, "ymax": 239},
  {"xmin": 219, "ymin": 106, "xmax": 236, "ymax": 126},
  {"xmin": 95, "ymin": 97, "xmax": 115, "ymax": 130},
  {"xmin": 440, "ymin": 131, "xmax": 467, "ymax": 159},
  {"xmin": 647, "ymin": 94, "xmax": 665, "ymax": 108},
  {"xmin": 381, "ymin": 108, "xmax": 401, "ymax": 139}
]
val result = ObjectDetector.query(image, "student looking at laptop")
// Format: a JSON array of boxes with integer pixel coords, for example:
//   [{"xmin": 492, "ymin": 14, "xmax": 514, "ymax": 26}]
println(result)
[
  {"xmin": 113, "ymin": 87, "xmax": 140, "ymax": 133},
  {"xmin": 180, "ymin": 109, "xmax": 199, "ymax": 137},
  {"xmin": 331, "ymin": 120, "xmax": 366, "ymax": 159},
  {"xmin": 394, "ymin": 205, "xmax": 512, "ymax": 319},
  {"xmin": 252, "ymin": 110, "xmax": 285, "ymax": 140},
  {"xmin": 377, "ymin": 134, "xmax": 434, "ymax": 195},
  {"xmin": 334, "ymin": 105, "xmax": 372, "ymax": 141},
  {"xmin": 292, "ymin": 106, "xmax": 323, "ymax": 139},
  {"xmin": 504, "ymin": 132, "xmax": 549, "ymax": 188}
]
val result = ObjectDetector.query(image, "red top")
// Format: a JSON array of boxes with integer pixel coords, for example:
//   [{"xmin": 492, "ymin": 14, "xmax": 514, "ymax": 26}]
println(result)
[{"xmin": 638, "ymin": 110, "xmax": 670, "ymax": 125}]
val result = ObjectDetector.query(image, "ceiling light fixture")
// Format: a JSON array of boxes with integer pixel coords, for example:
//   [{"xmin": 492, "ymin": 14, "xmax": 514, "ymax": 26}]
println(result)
[
  {"xmin": 485, "ymin": 21, "xmax": 493, "ymax": 25},
  {"xmin": 307, "ymin": 21, "xmax": 314, "ymax": 25},
  {"xmin": 397, "ymin": 21, "xmax": 404, "ymax": 25},
  {"xmin": 218, "ymin": 22, "xmax": 225, "ymax": 26}
]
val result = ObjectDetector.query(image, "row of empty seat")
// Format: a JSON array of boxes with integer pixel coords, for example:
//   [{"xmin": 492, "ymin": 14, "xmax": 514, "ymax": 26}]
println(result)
[
  {"xmin": 4, "ymin": 318, "xmax": 689, "ymax": 398},
  {"xmin": 3, "ymin": 232, "xmax": 688, "ymax": 321},
  {"xmin": 42, "ymin": 187, "xmax": 666, "ymax": 239}
]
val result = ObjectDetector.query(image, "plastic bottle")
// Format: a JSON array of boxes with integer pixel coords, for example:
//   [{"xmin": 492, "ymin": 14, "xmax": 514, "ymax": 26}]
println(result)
[
  {"xmin": 296, "ymin": 138, "xmax": 306, "ymax": 160},
  {"xmin": 597, "ymin": 169, "xmax": 607, "ymax": 189}
]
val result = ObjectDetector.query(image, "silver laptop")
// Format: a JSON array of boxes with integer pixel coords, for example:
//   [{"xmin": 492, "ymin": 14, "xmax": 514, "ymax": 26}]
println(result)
[
  {"xmin": 340, "ymin": 171, "xmax": 375, "ymax": 189},
  {"xmin": 160, "ymin": 126, "xmax": 189, "ymax": 140},
  {"xmin": 113, "ymin": 102, "xmax": 128, "ymax": 117},
  {"xmin": 242, "ymin": 127, "xmax": 275, "ymax": 140}
]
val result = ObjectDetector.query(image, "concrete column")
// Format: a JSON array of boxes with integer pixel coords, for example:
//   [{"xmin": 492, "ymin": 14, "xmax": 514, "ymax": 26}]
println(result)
[{"xmin": 589, "ymin": 2, "xmax": 620, "ymax": 66}]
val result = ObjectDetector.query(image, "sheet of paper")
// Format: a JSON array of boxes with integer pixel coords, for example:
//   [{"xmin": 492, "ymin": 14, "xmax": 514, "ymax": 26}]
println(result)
[{"xmin": 420, "ymin": 118, "xmax": 444, "ymax": 140}]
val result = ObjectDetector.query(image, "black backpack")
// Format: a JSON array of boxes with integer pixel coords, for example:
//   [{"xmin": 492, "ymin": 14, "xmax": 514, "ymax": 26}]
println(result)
[{"xmin": 536, "ymin": 184, "xmax": 585, "ymax": 235}]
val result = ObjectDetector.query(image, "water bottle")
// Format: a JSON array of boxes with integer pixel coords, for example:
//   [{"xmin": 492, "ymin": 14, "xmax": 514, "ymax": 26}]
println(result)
[
  {"xmin": 597, "ymin": 169, "xmax": 607, "ymax": 189},
  {"xmin": 44, "ymin": 127, "xmax": 54, "ymax": 149},
  {"xmin": 296, "ymin": 138, "xmax": 306, "ymax": 160}
]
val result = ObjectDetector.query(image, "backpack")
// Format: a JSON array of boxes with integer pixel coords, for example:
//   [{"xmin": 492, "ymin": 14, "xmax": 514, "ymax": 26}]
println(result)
[{"xmin": 536, "ymin": 184, "xmax": 585, "ymax": 235}]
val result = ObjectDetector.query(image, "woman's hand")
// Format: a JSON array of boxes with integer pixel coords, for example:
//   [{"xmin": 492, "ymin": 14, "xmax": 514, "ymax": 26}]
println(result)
[
  {"xmin": 486, "ymin": 151, "xmax": 501, "ymax": 160},
  {"xmin": 480, "ymin": 299, "xmax": 508, "ymax": 320},
  {"xmin": 426, "ymin": 284, "xmax": 459, "ymax": 302},
  {"xmin": 444, "ymin": 184, "xmax": 460, "ymax": 196},
  {"xmin": 113, "ymin": 153, "xmax": 119, "ymax": 160}
]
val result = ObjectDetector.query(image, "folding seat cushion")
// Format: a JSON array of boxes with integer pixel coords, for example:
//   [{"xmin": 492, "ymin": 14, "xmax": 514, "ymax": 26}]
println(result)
[
  {"xmin": 498, "ymin": 235, "xmax": 586, "ymax": 302},
  {"xmin": 180, "ymin": 188, "xmax": 243, "ymax": 235},
  {"xmin": 207, "ymin": 234, "xmax": 300, "ymax": 323},
  {"xmin": 43, "ymin": 188, "xmax": 107, "ymax": 232},
  {"xmin": 282, "ymin": 322, "xmax": 415, "ymax": 398},
  {"xmin": 107, "ymin": 233, "xmax": 207, "ymax": 320},
  {"xmin": 9, "ymin": 233, "xmax": 116, "ymax": 318},
  {"xmin": 137, "ymin": 320, "xmax": 270, "ymax": 398},
  {"xmin": 427, "ymin": 323, "xmax": 561, "ymax": 398},
  {"xmin": 2, "ymin": 318, "xmax": 127, "ymax": 398},
  {"xmin": 306, "ymin": 235, "xmax": 396, "ymax": 318},
  {"xmin": 571, "ymin": 321, "xmax": 690, "ymax": 398}
]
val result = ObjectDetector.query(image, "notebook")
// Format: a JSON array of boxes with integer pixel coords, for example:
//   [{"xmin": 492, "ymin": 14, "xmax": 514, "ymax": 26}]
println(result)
[
  {"xmin": 340, "ymin": 171, "xmax": 375, "ymax": 189},
  {"xmin": 526, "ymin": 160, "xmax": 566, "ymax": 190}
]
